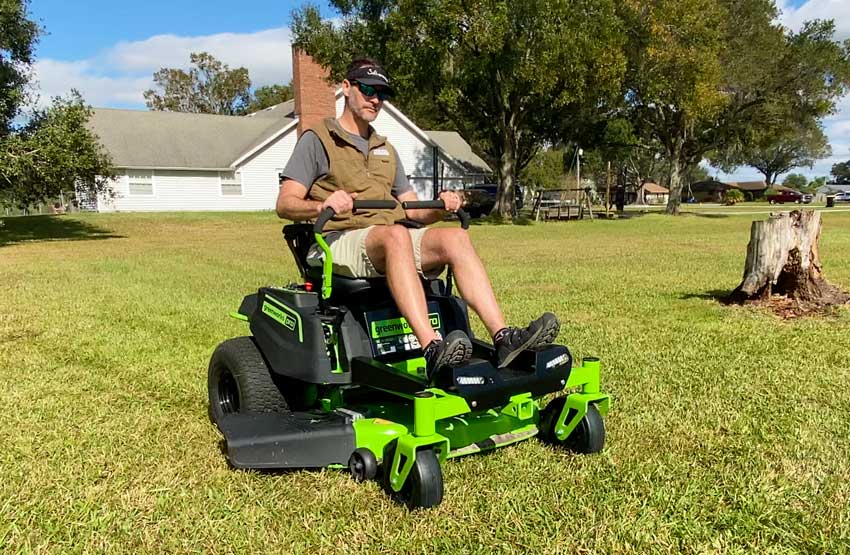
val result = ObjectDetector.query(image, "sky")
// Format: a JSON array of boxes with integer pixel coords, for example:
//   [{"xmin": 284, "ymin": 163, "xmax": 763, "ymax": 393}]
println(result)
[{"xmin": 24, "ymin": 0, "xmax": 850, "ymax": 183}]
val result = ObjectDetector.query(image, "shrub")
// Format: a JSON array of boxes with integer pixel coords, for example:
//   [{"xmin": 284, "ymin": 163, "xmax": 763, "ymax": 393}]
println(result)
[{"xmin": 724, "ymin": 189, "xmax": 745, "ymax": 205}]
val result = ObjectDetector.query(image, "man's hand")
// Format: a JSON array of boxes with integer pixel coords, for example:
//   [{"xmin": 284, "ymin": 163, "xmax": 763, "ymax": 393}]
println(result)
[
  {"xmin": 439, "ymin": 190, "xmax": 464, "ymax": 213},
  {"xmin": 320, "ymin": 190, "xmax": 358, "ymax": 215}
]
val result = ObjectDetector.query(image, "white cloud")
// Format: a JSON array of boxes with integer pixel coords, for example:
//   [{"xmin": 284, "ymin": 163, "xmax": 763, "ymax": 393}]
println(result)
[
  {"xmin": 778, "ymin": 0, "xmax": 850, "ymax": 39},
  {"xmin": 30, "ymin": 27, "xmax": 294, "ymax": 110}
]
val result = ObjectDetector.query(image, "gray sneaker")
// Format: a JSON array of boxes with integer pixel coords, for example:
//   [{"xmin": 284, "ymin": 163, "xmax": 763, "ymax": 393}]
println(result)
[
  {"xmin": 495, "ymin": 313, "xmax": 560, "ymax": 368},
  {"xmin": 423, "ymin": 330, "xmax": 473, "ymax": 381}
]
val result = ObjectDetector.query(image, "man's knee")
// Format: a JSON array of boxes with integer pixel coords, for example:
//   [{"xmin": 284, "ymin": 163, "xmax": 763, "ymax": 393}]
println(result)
[{"xmin": 372, "ymin": 224, "xmax": 413, "ymax": 253}]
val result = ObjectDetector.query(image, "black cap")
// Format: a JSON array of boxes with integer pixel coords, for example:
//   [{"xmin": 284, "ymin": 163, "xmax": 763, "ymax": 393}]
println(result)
[{"xmin": 346, "ymin": 64, "xmax": 395, "ymax": 96}]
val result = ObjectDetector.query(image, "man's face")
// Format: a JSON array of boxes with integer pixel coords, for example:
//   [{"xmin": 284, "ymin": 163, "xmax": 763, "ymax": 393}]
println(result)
[{"xmin": 343, "ymin": 79, "xmax": 386, "ymax": 122}]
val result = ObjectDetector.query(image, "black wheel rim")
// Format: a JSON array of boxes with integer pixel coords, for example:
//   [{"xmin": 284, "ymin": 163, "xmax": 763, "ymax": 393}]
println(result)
[
  {"xmin": 349, "ymin": 454, "xmax": 365, "ymax": 481},
  {"xmin": 217, "ymin": 371, "xmax": 239, "ymax": 414}
]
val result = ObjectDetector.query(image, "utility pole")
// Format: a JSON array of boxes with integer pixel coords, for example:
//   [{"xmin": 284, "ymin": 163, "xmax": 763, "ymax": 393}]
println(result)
[{"xmin": 606, "ymin": 161, "xmax": 612, "ymax": 219}]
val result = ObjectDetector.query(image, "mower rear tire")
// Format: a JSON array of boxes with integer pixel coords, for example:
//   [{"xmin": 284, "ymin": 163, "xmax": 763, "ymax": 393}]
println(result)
[
  {"xmin": 540, "ymin": 398, "xmax": 605, "ymax": 454},
  {"xmin": 208, "ymin": 336, "xmax": 289, "ymax": 429}
]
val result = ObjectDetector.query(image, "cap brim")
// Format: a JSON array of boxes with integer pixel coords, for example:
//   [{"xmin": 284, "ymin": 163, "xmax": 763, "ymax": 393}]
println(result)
[{"xmin": 354, "ymin": 77, "xmax": 395, "ymax": 96}]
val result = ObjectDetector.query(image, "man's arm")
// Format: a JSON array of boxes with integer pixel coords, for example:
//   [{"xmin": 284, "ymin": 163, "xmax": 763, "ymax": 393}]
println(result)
[
  {"xmin": 276, "ymin": 179, "xmax": 356, "ymax": 221},
  {"xmin": 399, "ymin": 190, "xmax": 464, "ymax": 224}
]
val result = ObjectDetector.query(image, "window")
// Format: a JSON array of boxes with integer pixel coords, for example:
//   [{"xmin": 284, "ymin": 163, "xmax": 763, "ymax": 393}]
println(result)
[
  {"xmin": 221, "ymin": 171, "xmax": 242, "ymax": 195},
  {"xmin": 128, "ymin": 171, "xmax": 153, "ymax": 195}
]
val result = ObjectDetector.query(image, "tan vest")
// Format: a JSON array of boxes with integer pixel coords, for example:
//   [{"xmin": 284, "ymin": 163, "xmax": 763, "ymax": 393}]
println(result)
[{"xmin": 308, "ymin": 118, "xmax": 406, "ymax": 231}]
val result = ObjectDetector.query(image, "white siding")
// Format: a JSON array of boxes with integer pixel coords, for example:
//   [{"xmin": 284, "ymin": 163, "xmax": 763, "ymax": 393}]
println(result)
[
  {"xmin": 97, "ymin": 167, "xmax": 280, "ymax": 212},
  {"xmin": 335, "ymin": 97, "xmax": 436, "ymax": 199},
  {"xmin": 233, "ymin": 129, "xmax": 299, "ymax": 210}
]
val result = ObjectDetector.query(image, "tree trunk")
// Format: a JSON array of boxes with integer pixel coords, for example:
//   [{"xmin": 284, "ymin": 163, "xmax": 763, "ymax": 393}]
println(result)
[
  {"xmin": 493, "ymin": 137, "xmax": 517, "ymax": 219},
  {"xmin": 665, "ymin": 156, "xmax": 683, "ymax": 215},
  {"xmin": 728, "ymin": 210, "xmax": 849, "ymax": 306}
]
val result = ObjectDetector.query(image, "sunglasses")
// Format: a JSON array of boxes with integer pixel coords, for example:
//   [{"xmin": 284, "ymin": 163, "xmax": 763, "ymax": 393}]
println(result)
[{"xmin": 352, "ymin": 81, "xmax": 391, "ymax": 101}]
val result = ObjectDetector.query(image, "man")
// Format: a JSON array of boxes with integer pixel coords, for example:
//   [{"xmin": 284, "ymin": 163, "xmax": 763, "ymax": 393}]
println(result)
[{"xmin": 276, "ymin": 57, "xmax": 559, "ymax": 379}]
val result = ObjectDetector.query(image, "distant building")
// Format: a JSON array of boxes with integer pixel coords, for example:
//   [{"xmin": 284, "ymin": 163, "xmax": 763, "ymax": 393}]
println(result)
[{"xmin": 637, "ymin": 182, "xmax": 669, "ymax": 205}]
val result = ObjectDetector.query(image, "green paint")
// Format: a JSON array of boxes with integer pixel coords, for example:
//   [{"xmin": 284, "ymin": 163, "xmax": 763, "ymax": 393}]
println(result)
[
  {"xmin": 314, "ymin": 232, "xmax": 333, "ymax": 299},
  {"xmin": 261, "ymin": 297, "xmax": 303, "ymax": 342},
  {"xmin": 228, "ymin": 311, "xmax": 248, "ymax": 322},
  {"xmin": 414, "ymin": 393, "xmax": 436, "ymax": 437},
  {"xmin": 389, "ymin": 357, "xmax": 426, "ymax": 377},
  {"xmin": 370, "ymin": 312, "xmax": 441, "ymax": 339}
]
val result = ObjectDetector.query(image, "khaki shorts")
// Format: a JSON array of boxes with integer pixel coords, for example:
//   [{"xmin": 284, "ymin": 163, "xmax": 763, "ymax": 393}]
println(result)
[{"xmin": 327, "ymin": 225, "xmax": 444, "ymax": 279}]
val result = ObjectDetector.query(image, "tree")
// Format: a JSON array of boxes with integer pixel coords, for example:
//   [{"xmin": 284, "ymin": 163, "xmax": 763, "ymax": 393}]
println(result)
[
  {"xmin": 520, "ymin": 148, "xmax": 567, "ymax": 191},
  {"xmin": 245, "ymin": 83, "xmax": 293, "ymax": 113},
  {"xmin": 622, "ymin": 1, "xmax": 850, "ymax": 214},
  {"xmin": 0, "ymin": 92, "xmax": 115, "ymax": 206},
  {"xmin": 144, "ymin": 52, "xmax": 251, "ymax": 115},
  {"xmin": 782, "ymin": 173, "xmax": 807, "ymax": 190},
  {"xmin": 0, "ymin": 0, "xmax": 41, "ymax": 136},
  {"xmin": 832, "ymin": 160, "xmax": 850, "ymax": 184},
  {"xmin": 292, "ymin": 0, "xmax": 626, "ymax": 218},
  {"xmin": 713, "ymin": 118, "xmax": 831, "ymax": 186}
]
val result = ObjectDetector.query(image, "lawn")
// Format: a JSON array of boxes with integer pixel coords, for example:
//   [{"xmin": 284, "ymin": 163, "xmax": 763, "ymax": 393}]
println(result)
[{"xmin": 1, "ymin": 211, "xmax": 849, "ymax": 554}]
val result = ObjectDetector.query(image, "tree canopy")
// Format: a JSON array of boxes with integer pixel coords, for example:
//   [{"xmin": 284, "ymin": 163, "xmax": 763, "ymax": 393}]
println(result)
[
  {"xmin": 245, "ymin": 83, "xmax": 293, "ymax": 113},
  {"xmin": 621, "ymin": 1, "xmax": 850, "ymax": 214},
  {"xmin": 1, "ymin": 1, "xmax": 115, "ymax": 208},
  {"xmin": 0, "ymin": 0, "xmax": 40, "ymax": 136},
  {"xmin": 144, "ymin": 52, "xmax": 252, "ymax": 115},
  {"xmin": 832, "ymin": 160, "xmax": 850, "ymax": 184},
  {"xmin": 292, "ymin": 0, "xmax": 626, "ymax": 217},
  {"xmin": 0, "ymin": 93, "xmax": 115, "ymax": 206}
]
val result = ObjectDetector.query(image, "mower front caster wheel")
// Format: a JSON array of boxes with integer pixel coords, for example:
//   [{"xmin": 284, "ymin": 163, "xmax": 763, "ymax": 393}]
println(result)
[
  {"xmin": 383, "ymin": 445, "xmax": 444, "ymax": 509},
  {"xmin": 540, "ymin": 398, "xmax": 605, "ymax": 454},
  {"xmin": 348, "ymin": 448, "xmax": 378, "ymax": 482}
]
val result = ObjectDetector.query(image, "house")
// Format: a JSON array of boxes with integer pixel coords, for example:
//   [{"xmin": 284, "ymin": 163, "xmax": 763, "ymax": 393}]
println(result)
[
  {"xmin": 727, "ymin": 180, "xmax": 767, "ymax": 200},
  {"xmin": 84, "ymin": 51, "xmax": 490, "ymax": 212},
  {"xmin": 690, "ymin": 180, "xmax": 730, "ymax": 203},
  {"xmin": 815, "ymin": 182, "xmax": 850, "ymax": 202},
  {"xmin": 637, "ymin": 181, "xmax": 669, "ymax": 205}
]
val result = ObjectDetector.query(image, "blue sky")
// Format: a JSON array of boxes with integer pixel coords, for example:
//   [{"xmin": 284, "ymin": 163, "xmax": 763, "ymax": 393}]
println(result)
[{"xmin": 24, "ymin": 0, "xmax": 850, "ymax": 183}]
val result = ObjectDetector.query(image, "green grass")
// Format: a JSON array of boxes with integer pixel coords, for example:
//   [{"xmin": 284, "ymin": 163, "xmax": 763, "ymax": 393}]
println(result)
[{"xmin": 1, "ymin": 211, "xmax": 849, "ymax": 554}]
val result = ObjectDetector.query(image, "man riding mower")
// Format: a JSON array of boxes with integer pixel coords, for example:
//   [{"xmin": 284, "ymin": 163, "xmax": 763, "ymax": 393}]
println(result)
[{"xmin": 207, "ymin": 200, "xmax": 610, "ymax": 509}]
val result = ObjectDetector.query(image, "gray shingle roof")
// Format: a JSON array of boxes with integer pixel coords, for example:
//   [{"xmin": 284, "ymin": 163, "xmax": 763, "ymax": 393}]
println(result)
[
  {"xmin": 424, "ymin": 130, "xmax": 491, "ymax": 174},
  {"xmin": 246, "ymin": 99, "xmax": 295, "ymax": 119},
  {"xmin": 88, "ymin": 108, "xmax": 293, "ymax": 169}
]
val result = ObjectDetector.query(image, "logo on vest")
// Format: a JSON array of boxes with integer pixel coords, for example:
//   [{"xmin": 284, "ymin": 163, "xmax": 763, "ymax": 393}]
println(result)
[{"xmin": 372, "ymin": 148, "xmax": 390, "ymax": 156}]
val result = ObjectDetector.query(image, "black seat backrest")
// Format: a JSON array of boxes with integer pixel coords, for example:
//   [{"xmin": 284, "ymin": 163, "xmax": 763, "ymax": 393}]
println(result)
[{"xmin": 282, "ymin": 224, "xmax": 314, "ymax": 279}]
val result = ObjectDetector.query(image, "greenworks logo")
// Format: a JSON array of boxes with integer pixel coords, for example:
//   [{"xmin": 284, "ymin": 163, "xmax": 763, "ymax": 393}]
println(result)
[
  {"xmin": 371, "ymin": 313, "xmax": 441, "ymax": 339},
  {"xmin": 263, "ymin": 302, "xmax": 297, "ymax": 331}
]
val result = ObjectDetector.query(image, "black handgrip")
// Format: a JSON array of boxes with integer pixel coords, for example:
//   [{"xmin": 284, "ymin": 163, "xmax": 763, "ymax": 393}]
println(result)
[
  {"xmin": 314, "ymin": 207, "xmax": 336, "ymax": 233},
  {"xmin": 456, "ymin": 208, "xmax": 470, "ymax": 230},
  {"xmin": 313, "ymin": 200, "xmax": 398, "ymax": 233},
  {"xmin": 402, "ymin": 200, "xmax": 470, "ymax": 230},
  {"xmin": 353, "ymin": 200, "xmax": 397, "ymax": 210},
  {"xmin": 402, "ymin": 200, "xmax": 445, "ymax": 210}
]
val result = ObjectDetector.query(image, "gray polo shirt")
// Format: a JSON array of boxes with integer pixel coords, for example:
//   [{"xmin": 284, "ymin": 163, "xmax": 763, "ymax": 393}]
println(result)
[{"xmin": 282, "ymin": 130, "xmax": 413, "ymax": 196}]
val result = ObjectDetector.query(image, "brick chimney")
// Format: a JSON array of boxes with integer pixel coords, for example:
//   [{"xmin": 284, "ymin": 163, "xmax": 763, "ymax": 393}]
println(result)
[{"xmin": 293, "ymin": 49, "xmax": 337, "ymax": 136}]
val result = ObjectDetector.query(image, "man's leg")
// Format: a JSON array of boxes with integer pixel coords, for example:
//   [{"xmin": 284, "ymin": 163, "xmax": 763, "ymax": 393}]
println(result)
[
  {"xmin": 419, "ymin": 228, "xmax": 559, "ymax": 367},
  {"xmin": 365, "ymin": 224, "xmax": 438, "ymax": 345},
  {"xmin": 418, "ymin": 227, "xmax": 506, "ymax": 336},
  {"xmin": 364, "ymin": 224, "xmax": 471, "ymax": 377}
]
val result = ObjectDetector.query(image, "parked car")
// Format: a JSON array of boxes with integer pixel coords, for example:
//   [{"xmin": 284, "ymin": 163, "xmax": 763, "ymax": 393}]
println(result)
[
  {"xmin": 463, "ymin": 184, "xmax": 524, "ymax": 218},
  {"xmin": 800, "ymin": 193, "xmax": 813, "ymax": 204},
  {"xmin": 766, "ymin": 190, "xmax": 803, "ymax": 204},
  {"xmin": 834, "ymin": 191, "xmax": 850, "ymax": 202}
]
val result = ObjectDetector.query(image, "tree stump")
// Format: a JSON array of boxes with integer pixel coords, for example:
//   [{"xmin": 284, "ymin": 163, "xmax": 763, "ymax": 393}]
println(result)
[{"xmin": 728, "ymin": 210, "xmax": 849, "ymax": 312}]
